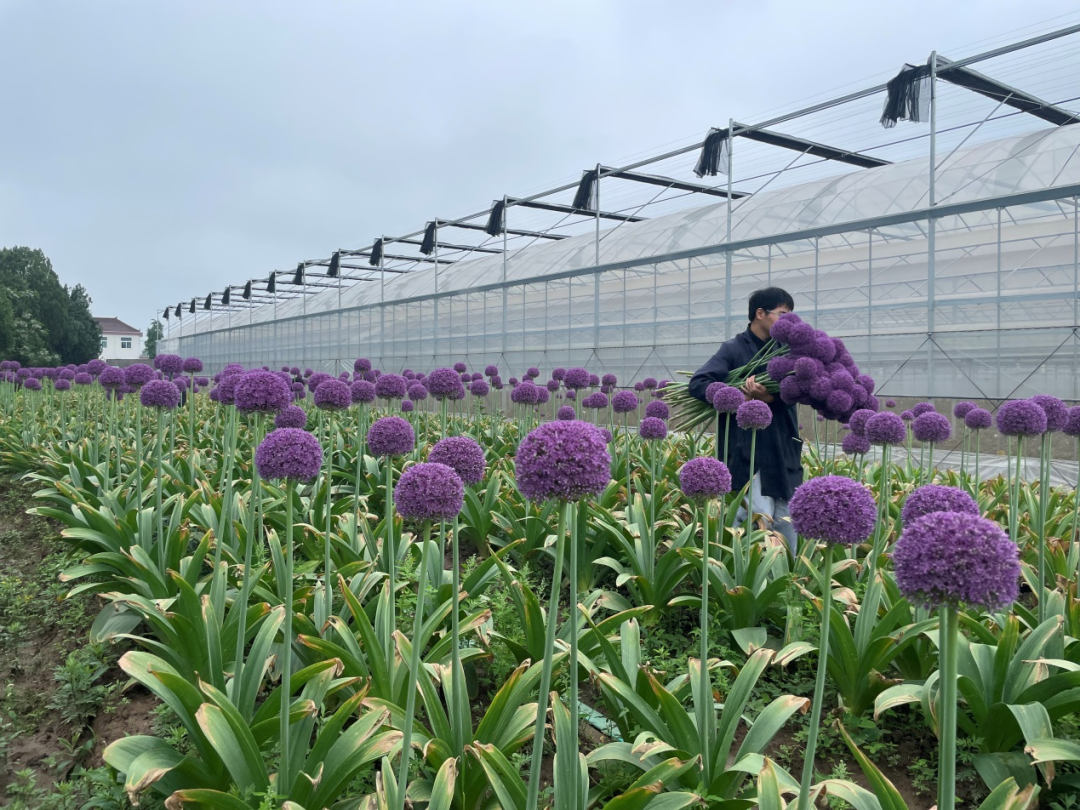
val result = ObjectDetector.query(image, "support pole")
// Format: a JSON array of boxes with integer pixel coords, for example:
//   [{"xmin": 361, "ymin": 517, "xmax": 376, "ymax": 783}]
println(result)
[{"xmin": 927, "ymin": 52, "xmax": 938, "ymax": 401}]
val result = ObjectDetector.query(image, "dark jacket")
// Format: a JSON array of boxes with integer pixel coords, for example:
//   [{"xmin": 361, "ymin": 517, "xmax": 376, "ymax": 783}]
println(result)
[{"xmin": 688, "ymin": 328, "xmax": 804, "ymax": 501}]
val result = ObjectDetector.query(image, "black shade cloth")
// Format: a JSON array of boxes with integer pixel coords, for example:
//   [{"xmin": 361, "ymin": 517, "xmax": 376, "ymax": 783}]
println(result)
[
  {"xmin": 368, "ymin": 239, "xmax": 384, "ymax": 267},
  {"xmin": 222, "ymin": 288, "xmax": 231, "ymax": 306},
  {"xmin": 204, "ymin": 294, "xmax": 212, "ymax": 311},
  {"xmin": 420, "ymin": 222, "xmax": 437, "ymax": 255},
  {"xmin": 243, "ymin": 281, "xmax": 252, "ymax": 300},
  {"xmin": 293, "ymin": 263, "xmax": 304, "ymax": 285},
  {"xmin": 689, "ymin": 327, "xmax": 804, "ymax": 500},
  {"xmin": 327, "ymin": 252, "xmax": 341, "ymax": 278},
  {"xmin": 693, "ymin": 127, "xmax": 731, "ymax": 178},
  {"xmin": 880, "ymin": 63, "xmax": 932, "ymax": 128},
  {"xmin": 267, "ymin": 273, "xmax": 276, "ymax": 294},
  {"xmin": 163, "ymin": 307, "xmax": 170, "ymax": 320},
  {"xmin": 572, "ymin": 169, "xmax": 598, "ymax": 211},
  {"xmin": 189, "ymin": 299, "xmax": 196, "ymax": 314},
  {"xmin": 485, "ymin": 200, "xmax": 505, "ymax": 237},
  {"xmin": 174, "ymin": 304, "xmax": 182, "ymax": 319}
]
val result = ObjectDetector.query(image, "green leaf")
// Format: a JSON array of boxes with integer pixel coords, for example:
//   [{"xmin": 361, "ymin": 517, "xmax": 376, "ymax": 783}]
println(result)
[{"xmin": 837, "ymin": 722, "xmax": 907, "ymax": 810}]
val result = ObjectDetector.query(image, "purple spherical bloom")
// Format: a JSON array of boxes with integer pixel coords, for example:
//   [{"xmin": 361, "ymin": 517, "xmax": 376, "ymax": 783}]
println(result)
[
  {"xmin": 865, "ymin": 411, "xmax": 906, "ymax": 445},
  {"xmin": 54, "ymin": 378, "xmax": 71, "ymax": 392},
  {"xmin": 74, "ymin": 372, "xmax": 93, "ymax": 386},
  {"xmin": 139, "ymin": 379, "xmax": 181, "ymax": 410},
  {"xmin": 307, "ymin": 372, "xmax": 332, "ymax": 393},
  {"xmin": 885, "ymin": 399, "xmax": 896, "ymax": 408},
  {"xmin": 589, "ymin": 374, "xmax": 600, "ymax": 387},
  {"xmin": 563, "ymin": 368, "xmax": 590, "ymax": 390},
  {"xmin": 367, "ymin": 416, "xmax": 415, "ymax": 457},
  {"xmin": 705, "ymin": 381, "xmax": 725, "ymax": 402},
  {"xmin": 964, "ymin": 407, "xmax": 992, "ymax": 431},
  {"xmin": 406, "ymin": 382, "xmax": 428, "ymax": 402},
  {"xmin": 785, "ymin": 321, "xmax": 816, "ymax": 349},
  {"xmin": 552, "ymin": 368, "xmax": 566, "ymax": 381},
  {"xmin": 1030, "ymin": 394, "xmax": 1068, "ymax": 433},
  {"xmin": 912, "ymin": 412, "xmax": 952, "ymax": 444},
  {"xmin": 394, "ymin": 462, "xmax": 465, "ymax": 522},
  {"xmin": 275, "ymin": 405, "xmax": 308, "ymax": 429},
  {"xmin": 234, "ymin": 370, "xmax": 293, "ymax": 414},
  {"xmin": 900, "ymin": 409, "xmax": 914, "ymax": 422},
  {"xmin": 812, "ymin": 335, "xmax": 838, "ymax": 364},
  {"xmin": 182, "ymin": 357, "xmax": 203, "ymax": 374},
  {"xmin": 485, "ymin": 365, "xmax": 498, "ymax": 377},
  {"xmin": 546, "ymin": 379, "xmax": 561, "ymax": 392},
  {"xmin": 766, "ymin": 356, "xmax": 796, "ymax": 380},
  {"xmin": 375, "ymin": 373, "xmax": 408, "ymax": 401},
  {"xmin": 893, "ymin": 513, "xmax": 1019, "ymax": 611},
  {"xmin": 428, "ymin": 436, "xmax": 487, "ymax": 485},
  {"xmin": 469, "ymin": 379, "xmax": 490, "ymax": 397},
  {"xmin": 638, "ymin": 416, "xmax": 668, "ymax": 440},
  {"xmin": 589, "ymin": 392, "xmax": 610, "ymax": 409},
  {"xmin": 401, "ymin": 400, "xmax": 414, "ymax": 413},
  {"xmin": 601, "ymin": 373, "xmax": 617, "ymax": 387},
  {"xmin": 1063, "ymin": 406, "xmax": 1080, "ymax": 438},
  {"xmin": 23, "ymin": 378, "xmax": 42, "ymax": 391},
  {"xmin": 208, "ymin": 388, "xmax": 220, "ymax": 402},
  {"xmin": 453, "ymin": 362, "xmax": 468, "ymax": 374},
  {"xmin": 354, "ymin": 358, "xmax": 372, "ymax": 373},
  {"xmin": 313, "ymin": 379, "xmax": 352, "ymax": 411},
  {"xmin": 471, "ymin": 372, "xmax": 482, "ymax": 382},
  {"xmin": 793, "ymin": 356, "xmax": 823, "ymax": 382},
  {"xmin": 557, "ymin": 405, "xmax": 576, "ymax": 421},
  {"xmin": 510, "ymin": 381, "xmax": 540, "ymax": 405},
  {"xmin": 712, "ymin": 385, "xmax": 745, "ymax": 414},
  {"xmin": 508, "ymin": 377, "xmax": 519, "ymax": 386},
  {"xmin": 953, "ymin": 401, "xmax": 976, "ymax": 419},
  {"xmin": 736, "ymin": 400, "xmax": 772, "ymax": 430},
  {"xmin": 427, "ymin": 368, "xmax": 467, "ymax": 400},
  {"xmin": 645, "ymin": 400, "xmax": 670, "ymax": 420},
  {"xmin": 536, "ymin": 388, "xmax": 550, "ymax": 405},
  {"xmin": 124, "ymin": 363, "xmax": 155, "ymax": 388},
  {"xmin": 848, "ymin": 409, "xmax": 875, "ymax": 437},
  {"xmin": 789, "ymin": 475, "xmax": 876, "ymax": 545},
  {"xmin": 97, "ymin": 365, "xmax": 123, "ymax": 390},
  {"xmin": 514, "ymin": 420, "xmax": 611, "ymax": 502},
  {"xmin": 348, "ymin": 380, "xmax": 375, "ymax": 404},
  {"xmin": 642, "ymin": 377, "xmax": 658, "ymax": 390},
  {"xmin": 633, "ymin": 381, "xmax": 646, "ymax": 392},
  {"xmin": 768, "ymin": 312, "xmax": 801, "ymax": 344},
  {"xmin": 779, "ymin": 376, "xmax": 805, "ymax": 405},
  {"xmin": 565, "ymin": 389, "xmax": 576, "ymax": 400},
  {"xmin": 911, "ymin": 402, "xmax": 936, "ymax": 418},
  {"xmin": 841, "ymin": 432, "xmax": 871, "ymax": 456},
  {"xmin": 901, "ymin": 484, "xmax": 979, "ymax": 525},
  {"xmin": 996, "ymin": 400, "xmax": 1047, "ymax": 437},
  {"xmin": 612, "ymin": 391, "xmax": 639, "ymax": 414},
  {"xmin": 826, "ymin": 390, "xmax": 854, "ymax": 415},
  {"xmin": 256, "ymin": 428, "xmax": 323, "ymax": 482},
  {"xmin": 679, "ymin": 457, "xmax": 732, "ymax": 503},
  {"xmin": 155, "ymin": 354, "xmax": 184, "ymax": 377},
  {"xmin": 522, "ymin": 366, "xmax": 538, "ymax": 379},
  {"xmin": 58, "ymin": 368, "xmax": 75, "ymax": 381}
]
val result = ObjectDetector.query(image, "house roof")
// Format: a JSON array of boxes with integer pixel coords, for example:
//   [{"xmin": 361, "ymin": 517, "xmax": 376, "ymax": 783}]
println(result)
[{"xmin": 95, "ymin": 316, "xmax": 142, "ymax": 335}]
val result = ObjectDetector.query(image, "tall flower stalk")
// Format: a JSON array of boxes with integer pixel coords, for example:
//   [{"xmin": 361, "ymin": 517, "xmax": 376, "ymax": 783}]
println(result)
[
  {"xmin": 996, "ymin": 400, "xmax": 1047, "ymax": 547},
  {"xmin": 139, "ymin": 380, "xmax": 181, "ymax": 569}
]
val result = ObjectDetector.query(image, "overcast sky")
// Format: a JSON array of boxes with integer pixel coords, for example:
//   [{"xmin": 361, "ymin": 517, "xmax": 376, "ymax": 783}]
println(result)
[{"xmin": 2, "ymin": 0, "xmax": 1079, "ymax": 332}]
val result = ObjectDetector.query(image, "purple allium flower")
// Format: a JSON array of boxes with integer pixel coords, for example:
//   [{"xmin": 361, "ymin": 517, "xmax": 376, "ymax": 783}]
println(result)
[
  {"xmin": 469, "ymin": 379, "xmax": 489, "ymax": 397},
  {"xmin": 223, "ymin": 363, "xmax": 245, "ymax": 377},
  {"xmin": 552, "ymin": 368, "xmax": 566, "ymax": 381},
  {"xmin": 208, "ymin": 388, "xmax": 220, "ymax": 402},
  {"xmin": 275, "ymin": 405, "xmax": 308, "ymax": 429},
  {"xmin": 557, "ymin": 405, "xmax": 576, "ymax": 420},
  {"xmin": 401, "ymin": 400, "xmax": 414, "ymax": 413},
  {"xmin": 74, "ymin": 372, "xmax": 92, "ymax": 386},
  {"xmin": 394, "ymin": 462, "xmax": 464, "ymax": 522},
  {"xmin": 996, "ymin": 400, "xmax": 1047, "ymax": 437},
  {"xmin": 139, "ymin": 379, "xmax": 181, "ymax": 409},
  {"xmin": 195, "ymin": 376, "xmax": 209, "ymax": 388},
  {"xmin": 842, "ymin": 432, "xmax": 871, "ymax": 456},
  {"xmin": 182, "ymin": 357, "xmax": 203, "ymax": 374},
  {"xmin": 58, "ymin": 368, "xmax": 75, "ymax": 381},
  {"xmin": 785, "ymin": 321, "xmax": 816, "ymax": 348},
  {"xmin": 546, "ymin": 379, "xmax": 561, "ymax": 392},
  {"xmin": 509, "ymin": 377, "xmax": 519, "ymax": 386},
  {"xmin": 124, "ymin": 363, "xmax": 155, "ymax": 388},
  {"xmin": 789, "ymin": 475, "xmax": 876, "ymax": 545},
  {"xmin": 354, "ymin": 358, "xmax": 372, "ymax": 373},
  {"xmin": 900, "ymin": 409, "xmax": 914, "ymax": 422},
  {"xmin": 736, "ymin": 400, "xmax": 772, "ymax": 431},
  {"xmin": 601, "ymin": 373, "xmax": 617, "ymax": 387},
  {"xmin": 678, "ymin": 457, "xmax": 732, "ymax": 503},
  {"xmin": 313, "ymin": 379, "xmax": 352, "ymax": 411},
  {"xmin": 307, "ymin": 372, "xmax": 332, "ymax": 393},
  {"xmin": 406, "ymin": 382, "xmax": 428, "ymax": 402},
  {"xmin": 454, "ymin": 362, "xmax": 468, "ymax": 374},
  {"xmin": 563, "ymin": 368, "xmax": 590, "ymax": 390},
  {"xmin": 524, "ymin": 366, "xmax": 539, "ymax": 378},
  {"xmin": 848, "ymin": 409, "xmax": 875, "ymax": 437},
  {"xmin": 911, "ymin": 402, "xmax": 936, "ymax": 417},
  {"xmin": 638, "ymin": 416, "xmax": 668, "ymax": 440},
  {"xmin": 514, "ymin": 421, "xmax": 611, "ymax": 502},
  {"xmin": 1030, "ymin": 394, "xmax": 1068, "ymax": 433},
  {"xmin": 768, "ymin": 312, "xmax": 800, "ymax": 344},
  {"xmin": 901, "ymin": 484, "xmax": 979, "ymax": 525},
  {"xmin": 633, "ymin": 381, "xmax": 645, "ymax": 392},
  {"xmin": 793, "ymin": 357, "xmax": 823, "ymax": 382},
  {"xmin": 642, "ymin": 377, "xmax": 658, "ymax": 390},
  {"xmin": 589, "ymin": 392, "xmax": 610, "ymax": 409},
  {"xmin": 54, "ymin": 378, "xmax": 71, "ymax": 392},
  {"xmin": 589, "ymin": 374, "xmax": 600, "ymax": 387},
  {"xmin": 612, "ymin": 391, "xmax": 639, "ymax": 414},
  {"xmin": 234, "ymin": 370, "xmax": 293, "ymax": 414},
  {"xmin": 565, "ymin": 389, "xmax": 576, "ymax": 400},
  {"xmin": 536, "ymin": 388, "xmax": 550, "ymax": 405},
  {"xmin": 367, "ymin": 416, "xmax": 415, "ymax": 457},
  {"xmin": 645, "ymin": 400, "xmax": 670, "ymax": 420},
  {"xmin": 712, "ymin": 385, "xmax": 745, "ymax": 414},
  {"xmin": 705, "ymin": 381, "xmax": 725, "ymax": 402},
  {"xmin": 826, "ymin": 390, "xmax": 854, "ymax": 415},
  {"xmin": 428, "ymin": 436, "xmax": 486, "ymax": 485},
  {"xmin": 779, "ymin": 376, "xmax": 805, "ymax": 405},
  {"xmin": 1064, "ymin": 406, "xmax": 1080, "ymax": 438},
  {"xmin": 893, "ymin": 513, "xmax": 1019, "ymax": 611},
  {"xmin": 98, "ymin": 366, "xmax": 124, "ymax": 390},
  {"xmin": 912, "ymin": 412, "xmax": 952, "ymax": 443},
  {"xmin": 484, "ymin": 364, "xmax": 498, "ymax": 377},
  {"xmin": 23, "ymin": 378, "xmax": 42, "ymax": 391},
  {"xmin": 865, "ymin": 411, "xmax": 906, "ymax": 445},
  {"xmin": 351, "ymin": 380, "xmax": 376, "ymax": 404},
  {"xmin": 766, "ymin": 356, "xmax": 796, "ymax": 380},
  {"xmin": 256, "ymin": 428, "xmax": 323, "ymax": 482},
  {"xmin": 154, "ymin": 354, "xmax": 184, "ymax": 377},
  {"xmin": 427, "ymin": 368, "xmax": 466, "ymax": 400},
  {"xmin": 374, "ymin": 373, "xmax": 408, "ymax": 401},
  {"xmin": 953, "ymin": 401, "xmax": 976, "ymax": 419},
  {"xmin": 510, "ymin": 381, "xmax": 540, "ymax": 405},
  {"xmin": 885, "ymin": 399, "xmax": 896, "ymax": 408},
  {"xmin": 964, "ymin": 408, "xmax": 992, "ymax": 431}
]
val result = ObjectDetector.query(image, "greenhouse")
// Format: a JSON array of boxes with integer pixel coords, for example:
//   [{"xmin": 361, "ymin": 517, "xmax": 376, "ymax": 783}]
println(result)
[{"xmin": 160, "ymin": 26, "xmax": 1080, "ymax": 402}]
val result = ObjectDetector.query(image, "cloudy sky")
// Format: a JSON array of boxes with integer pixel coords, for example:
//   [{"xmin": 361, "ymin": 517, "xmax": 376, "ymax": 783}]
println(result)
[{"xmin": 2, "ymin": 0, "xmax": 1079, "ymax": 332}]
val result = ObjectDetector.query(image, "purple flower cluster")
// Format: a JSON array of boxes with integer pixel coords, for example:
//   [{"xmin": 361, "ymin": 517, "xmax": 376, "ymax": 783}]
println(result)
[
  {"xmin": 124, "ymin": 363, "xmax": 155, "ymax": 388},
  {"xmin": 375, "ymin": 373, "xmax": 408, "ymax": 401},
  {"xmin": 137, "ymin": 379, "xmax": 182, "ymax": 409},
  {"xmin": 841, "ymin": 432, "xmax": 870, "ymax": 456},
  {"xmin": 644, "ymin": 400, "xmax": 670, "ymax": 420},
  {"xmin": 557, "ymin": 405, "xmax": 576, "ymax": 420},
  {"xmin": 965, "ymin": 408, "xmax": 992, "ymax": 430},
  {"xmin": 54, "ymin": 379, "xmax": 71, "ymax": 392},
  {"xmin": 352, "ymin": 380, "xmax": 377, "ymax": 404},
  {"xmin": 996, "ymin": 400, "xmax": 1047, "ymax": 437},
  {"xmin": 313, "ymin": 379, "xmax": 352, "ymax": 411},
  {"xmin": 255, "ymin": 427, "xmax": 323, "ymax": 482},
  {"xmin": 428, "ymin": 436, "xmax": 487, "ymax": 485},
  {"xmin": 234, "ymin": 371, "xmax": 292, "ymax": 414},
  {"xmin": 510, "ymin": 381, "xmax": 540, "ymax": 405},
  {"xmin": 789, "ymin": 475, "xmax": 876, "ymax": 545},
  {"xmin": 1031, "ymin": 394, "xmax": 1068, "ymax": 433},
  {"xmin": 469, "ymin": 379, "xmax": 489, "ymax": 397},
  {"xmin": 900, "ymin": 484, "xmax": 979, "ymax": 524},
  {"xmin": 583, "ymin": 392, "xmax": 608, "ymax": 409},
  {"xmin": 638, "ymin": 416, "xmax": 668, "ymax": 440},
  {"xmin": 99, "ymin": 366, "xmax": 125, "ymax": 390},
  {"xmin": 865, "ymin": 411, "xmax": 906, "ymax": 446},
  {"xmin": 515, "ymin": 421, "xmax": 611, "ymax": 502},
  {"xmin": 847, "ymin": 409, "xmax": 875, "ymax": 436},
  {"xmin": 275, "ymin": 405, "xmax": 308, "ymax": 429},
  {"xmin": 678, "ymin": 457, "xmax": 732, "ymax": 502},
  {"xmin": 611, "ymin": 391, "xmax": 639, "ymax": 414},
  {"xmin": 427, "ymin": 368, "xmax": 466, "ymax": 400},
  {"xmin": 367, "ymin": 416, "xmax": 415, "ymax": 457},
  {"xmin": 736, "ymin": 400, "xmax": 772, "ymax": 430},
  {"xmin": 953, "ymin": 401, "xmax": 976, "ymax": 419},
  {"xmin": 182, "ymin": 357, "xmax": 203, "ymax": 373},
  {"xmin": 893, "ymin": 513, "xmax": 1019, "ymax": 610},
  {"xmin": 912, "ymin": 412, "xmax": 951, "ymax": 444},
  {"xmin": 394, "ymin": 462, "xmax": 465, "ymax": 522},
  {"xmin": 563, "ymin": 368, "xmax": 590, "ymax": 390},
  {"xmin": 154, "ymin": 354, "xmax": 184, "ymax": 377},
  {"xmin": 711, "ymin": 385, "xmax": 744, "ymax": 414},
  {"xmin": 1065, "ymin": 406, "xmax": 1080, "ymax": 438}
]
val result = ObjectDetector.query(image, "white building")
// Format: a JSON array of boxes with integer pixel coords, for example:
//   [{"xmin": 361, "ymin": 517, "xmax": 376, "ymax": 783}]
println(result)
[{"xmin": 95, "ymin": 317, "xmax": 144, "ymax": 362}]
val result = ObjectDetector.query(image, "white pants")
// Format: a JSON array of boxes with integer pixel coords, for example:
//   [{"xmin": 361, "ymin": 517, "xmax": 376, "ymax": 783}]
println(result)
[{"xmin": 735, "ymin": 474, "xmax": 797, "ymax": 555}]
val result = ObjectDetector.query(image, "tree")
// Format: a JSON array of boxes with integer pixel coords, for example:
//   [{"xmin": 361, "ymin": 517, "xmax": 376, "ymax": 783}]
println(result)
[
  {"xmin": 144, "ymin": 319, "xmax": 164, "ymax": 360},
  {"xmin": 57, "ymin": 284, "xmax": 102, "ymax": 364}
]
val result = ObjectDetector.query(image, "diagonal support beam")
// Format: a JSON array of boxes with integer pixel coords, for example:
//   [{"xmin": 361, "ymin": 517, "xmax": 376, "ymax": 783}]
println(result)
[
  {"xmin": 732, "ymin": 122, "xmax": 892, "ymax": 168},
  {"xmin": 600, "ymin": 166, "xmax": 748, "ymax": 198},
  {"xmin": 507, "ymin": 197, "xmax": 645, "ymax": 222},
  {"xmin": 445, "ymin": 221, "xmax": 569, "ymax": 240},
  {"xmin": 395, "ymin": 238, "xmax": 503, "ymax": 254}
]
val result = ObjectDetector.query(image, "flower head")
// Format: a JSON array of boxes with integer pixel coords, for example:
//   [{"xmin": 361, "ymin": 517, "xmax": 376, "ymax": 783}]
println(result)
[
  {"xmin": 139, "ymin": 379, "xmax": 182, "ymax": 409},
  {"xmin": 911, "ymin": 402, "xmax": 936, "ymax": 417},
  {"xmin": 455, "ymin": 362, "xmax": 469, "ymax": 374},
  {"xmin": 1030, "ymin": 395, "xmax": 1068, "ymax": 433},
  {"xmin": 768, "ymin": 312, "xmax": 801, "ymax": 344},
  {"xmin": 841, "ymin": 432, "xmax": 870, "ymax": 456},
  {"xmin": 901, "ymin": 484, "xmax": 979, "ymax": 524},
  {"xmin": 601, "ymin": 373, "xmax": 617, "ymax": 387},
  {"xmin": 848, "ymin": 409, "xmax": 875, "ymax": 437},
  {"xmin": 429, "ymin": 436, "xmax": 487, "ymax": 485},
  {"xmin": 154, "ymin": 354, "xmax": 184, "ymax": 377},
  {"xmin": 736, "ymin": 400, "xmax": 772, "ymax": 430},
  {"xmin": 375, "ymin": 373, "xmax": 408, "ymax": 400},
  {"xmin": 515, "ymin": 421, "xmax": 611, "ymax": 502},
  {"xmin": 470, "ymin": 379, "xmax": 490, "ymax": 397},
  {"xmin": 54, "ymin": 378, "xmax": 71, "ymax": 392},
  {"xmin": 563, "ymin": 368, "xmax": 591, "ymax": 390},
  {"xmin": 642, "ymin": 377, "xmax": 658, "ymax": 390},
  {"xmin": 23, "ymin": 378, "xmax": 42, "ymax": 391},
  {"xmin": 912, "ymin": 412, "xmax": 951, "ymax": 443},
  {"xmin": 865, "ymin": 411, "xmax": 906, "ymax": 445},
  {"xmin": 275, "ymin": 405, "xmax": 308, "ymax": 429},
  {"xmin": 352, "ymin": 380, "xmax": 377, "ymax": 404},
  {"xmin": 74, "ymin": 372, "xmax": 93, "ymax": 386},
  {"xmin": 885, "ymin": 399, "xmax": 896, "ymax": 408},
  {"xmin": 234, "ymin": 370, "xmax": 293, "ymax": 414},
  {"xmin": 893, "ymin": 513, "xmax": 1019, "ymax": 610},
  {"xmin": 557, "ymin": 405, "xmax": 576, "ymax": 420},
  {"xmin": 638, "ymin": 416, "xmax": 667, "ymax": 440},
  {"xmin": 996, "ymin": 400, "xmax": 1047, "ymax": 437},
  {"xmin": 99, "ymin": 366, "xmax": 125, "ymax": 389},
  {"xmin": 679, "ymin": 457, "xmax": 732, "ymax": 502},
  {"xmin": 1064, "ymin": 406, "xmax": 1080, "ymax": 438},
  {"xmin": 406, "ymin": 382, "xmax": 428, "ymax": 401},
  {"xmin": 900, "ymin": 409, "xmax": 914, "ymax": 422},
  {"xmin": 354, "ymin": 358, "xmax": 372, "ymax": 373},
  {"xmin": 394, "ymin": 462, "xmax": 465, "ymax": 522},
  {"xmin": 427, "ymin": 368, "xmax": 466, "ymax": 400},
  {"xmin": 256, "ymin": 428, "xmax": 323, "ymax": 482},
  {"xmin": 712, "ymin": 385, "xmax": 744, "ymax": 414},
  {"xmin": 510, "ymin": 381, "xmax": 540, "ymax": 404},
  {"xmin": 552, "ymin": 368, "xmax": 566, "ymax": 381},
  {"xmin": 124, "ymin": 363, "xmax": 155, "ymax": 388},
  {"xmin": 367, "ymin": 416, "xmax": 415, "ymax": 457},
  {"xmin": 313, "ymin": 379, "xmax": 352, "ymax": 411},
  {"xmin": 645, "ymin": 400, "xmax": 670, "ymax": 420},
  {"xmin": 611, "ymin": 391, "xmax": 639, "ymax": 414},
  {"xmin": 181, "ymin": 357, "xmax": 203, "ymax": 374},
  {"xmin": 789, "ymin": 475, "xmax": 876, "ymax": 545},
  {"xmin": 953, "ymin": 401, "xmax": 976, "ymax": 419},
  {"xmin": 485, "ymin": 365, "xmax": 498, "ymax": 377},
  {"xmin": 964, "ymin": 407, "xmax": 992, "ymax": 430}
]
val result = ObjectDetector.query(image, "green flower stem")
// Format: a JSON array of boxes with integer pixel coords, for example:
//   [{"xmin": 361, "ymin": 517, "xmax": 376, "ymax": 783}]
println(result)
[
  {"xmin": 450, "ymin": 515, "xmax": 465, "ymax": 760},
  {"xmin": 697, "ymin": 499, "xmax": 715, "ymax": 787},
  {"xmin": 974, "ymin": 430, "xmax": 981, "ymax": 498},
  {"xmin": 723, "ymin": 414, "xmax": 731, "ymax": 468},
  {"xmin": 136, "ymin": 402, "xmax": 145, "ymax": 510},
  {"xmin": 1037, "ymin": 433, "xmax": 1051, "ymax": 624},
  {"xmin": 525, "ymin": 502, "xmax": 569, "ymax": 810},
  {"xmin": 384, "ymin": 457, "xmax": 396, "ymax": 670},
  {"xmin": 189, "ymin": 375, "xmax": 197, "ymax": 485},
  {"xmin": 154, "ymin": 410, "xmax": 165, "ymax": 568},
  {"xmin": 1073, "ymin": 437, "xmax": 1080, "ymax": 585},
  {"xmin": 234, "ymin": 414, "xmax": 264, "ymax": 689},
  {"xmin": 1010, "ymin": 437, "xmax": 1024, "ymax": 546},
  {"xmin": 324, "ymin": 412, "xmax": 336, "ymax": 620},
  {"xmin": 396, "ymin": 523, "xmax": 433, "ymax": 810},
  {"xmin": 797, "ymin": 545, "xmax": 833, "ymax": 810},
  {"xmin": 938, "ymin": 605, "xmax": 959, "ymax": 810},
  {"xmin": 355, "ymin": 405, "xmax": 372, "ymax": 557},
  {"xmin": 280, "ymin": 479, "xmax": 296, "ymax": 795},
  {"xmin": 568, "ymin": 499, "xmax": 584, "ymax": 807}
]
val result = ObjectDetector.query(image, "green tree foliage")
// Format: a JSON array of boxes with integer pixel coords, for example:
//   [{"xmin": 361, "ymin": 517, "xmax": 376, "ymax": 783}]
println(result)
[
  {"xmin": 0, "ymin": 246, "xmax": 102, "ymax": 365},
  {"xmin": 144, "ymin": 319, "xmax": 164, "ymax": 360}
]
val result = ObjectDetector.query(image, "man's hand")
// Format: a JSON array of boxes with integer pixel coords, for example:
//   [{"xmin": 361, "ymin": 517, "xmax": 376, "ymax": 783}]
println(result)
[{"xmin": 741, "ymin": 375, "xmax": 774, "ymax": 403}]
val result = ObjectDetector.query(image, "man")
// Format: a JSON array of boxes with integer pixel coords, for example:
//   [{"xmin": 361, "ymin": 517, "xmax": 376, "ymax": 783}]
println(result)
[{"xmin": 689, "ymin": 287, "xmax": 803, "ymax": 552}]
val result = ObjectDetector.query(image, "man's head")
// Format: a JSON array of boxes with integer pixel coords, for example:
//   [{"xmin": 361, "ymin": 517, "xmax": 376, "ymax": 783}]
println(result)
[{"xmin": 748, "ymin": 287, "xmax": 794, "ymax": 338}]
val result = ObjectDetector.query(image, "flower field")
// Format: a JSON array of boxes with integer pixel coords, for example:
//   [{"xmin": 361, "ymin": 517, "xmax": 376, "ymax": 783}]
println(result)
[{"xmin": 0, "ymin": 355, "xmax": 1078, "ymax": 809}]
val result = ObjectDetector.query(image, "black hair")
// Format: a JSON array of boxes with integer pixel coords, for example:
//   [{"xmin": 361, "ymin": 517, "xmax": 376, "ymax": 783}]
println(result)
[{"xmin": 748, "ymin": 287, "xmax": 794, "ymax": 323}]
